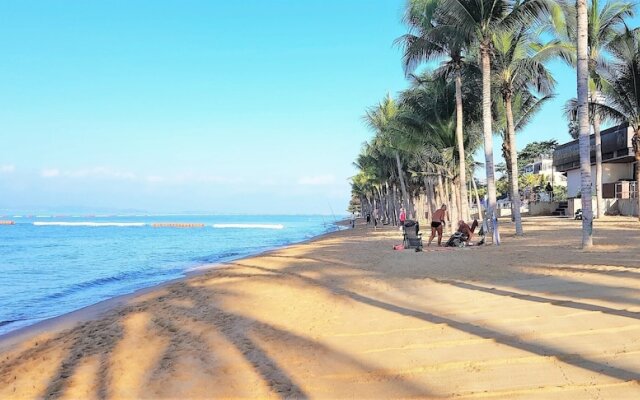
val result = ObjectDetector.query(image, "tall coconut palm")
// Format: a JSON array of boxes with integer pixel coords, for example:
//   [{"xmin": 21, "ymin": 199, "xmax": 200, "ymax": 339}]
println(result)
[
  {"xmin": 433, "ymin": 0, "xmax": 553, "ymax": 244},
  {"xmin": 363, "ymin": 95, "xmax": 412, "ymax": 216},
  {"xmin": 576, "ymin": 0, "xmax": 594, "ymax": 247},
  {"xmin": 587, "ymin": 0, "xmax": 634, "ymax": 218},
  {"xmin": 496, "ymin": 91, "xmax": 555, "ymax": 229},
  {"xmin": 596, "ymin": 27, "xmax": 640, "ymax": 221},
  {"xmin": 554, "ymin": 0, "xmax": 634, "ymax": 218},
  {"xmin": 395, "ymin": 73, "xmax": 483, "ymax": 226},
  {"xmin": 492, "ymin": 28, "xmax": 567, "ymax": 235},
  {"xmin": 398, "ymin": 0, "xmax": 471, "ymax": 220}
]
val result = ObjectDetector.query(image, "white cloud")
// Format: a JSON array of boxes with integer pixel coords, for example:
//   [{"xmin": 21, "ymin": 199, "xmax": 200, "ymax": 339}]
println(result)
[
  {"xmin": 141, "ymin": 172, "xmax": 244, "ymax": 185},
  {"xmin": 39, "ymin": 167, "xmax": 244, "ymax": 186},
  {"xmin": 258, "ymin": 178, "xmax": 280, "ymax": 186},
  {"xmin": 145, "ymin": 175, "xmax": 165, "ymax": 183},
  {"xmin": 297, "ymin": 175, "xmax": 335, "ymax": 185},
  {"xmin": 41, "ymin": 168, "xmax": 60, "ymax": 178},
  {"xmin": 0, "ymin": 164, "xmax": 15, "ymax": 173},
  {"xmin": 67, "ymin": 167, "xmax": 136, "ymax": 180},
  {"xmin": 41, "ymin": 167, "xmax": 136, "ymax": 180}
]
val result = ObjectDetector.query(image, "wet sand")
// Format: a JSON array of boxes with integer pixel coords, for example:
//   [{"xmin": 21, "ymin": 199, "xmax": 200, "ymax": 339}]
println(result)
[{"xmin": 1, "ymin": 216, "xmax": 640, "ymax": 399}]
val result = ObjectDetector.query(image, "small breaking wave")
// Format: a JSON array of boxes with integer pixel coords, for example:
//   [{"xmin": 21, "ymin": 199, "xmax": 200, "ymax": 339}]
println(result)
[
  {"xmin": 33, "ymin": 222, "xmax": 147, "ymax": 227},
  {"xmin": 212, "ymin": 223, "xmax": 284, "ymax": 229},
  {"xmin": 37, "ymin": 269, "xmax": 163, "ymax": 302},
  {"xmin": 0, "ymin": 319, "xmax": 21, "ymax": 328}
]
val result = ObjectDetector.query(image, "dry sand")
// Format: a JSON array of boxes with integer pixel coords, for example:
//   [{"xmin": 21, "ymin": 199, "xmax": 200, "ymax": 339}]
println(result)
[{"xmin": 1, "ymin": 216, "xmax": 640, "ymax": 399}]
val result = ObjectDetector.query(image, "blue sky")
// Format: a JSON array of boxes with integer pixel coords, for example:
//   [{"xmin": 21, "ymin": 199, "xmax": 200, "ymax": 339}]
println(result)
[{"xmin": 0, "ymin": 1, "xmax": 637, "ymax": 214}]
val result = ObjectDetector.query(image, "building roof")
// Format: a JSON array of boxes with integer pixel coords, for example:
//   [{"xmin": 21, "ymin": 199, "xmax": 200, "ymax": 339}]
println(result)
[{"xmin": 552, "ymin": 123, "xmax": 635, "ymax": 172}]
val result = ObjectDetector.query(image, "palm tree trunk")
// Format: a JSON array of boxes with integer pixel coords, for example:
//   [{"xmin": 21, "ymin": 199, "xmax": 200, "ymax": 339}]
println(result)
[
  {"xmin": 444, "ymin": 176, "xmax": 452, "ymax": 233},
  {"xmin": 480, "ymin": 43, "xmax": 499, "ymax": 244},
  {"xmin": 409, "ymin": 196, "xmax": 416, "ymax": 220},
  {"xmin": 472, "ymin": 177, "xmax": 484, "ymax": 221},
  {"xmin": 468, "ymin": 181, "xmax": 473, "ymax": 214},
  {"xmin": 376, "ymin": 186, "xmax": 383, "ymax": 223},
  {"xmin": 636, "ymin": 158, "xmax": 640, "ymax": 221},
  {"xmin": 394, "ymin": 151, "xmax": 411, "ymax": 214},
  {"xmin": 386, "ymin": 186, "xmax": 391, "ymax": 223},
  {"xmin": 593, "ymin": 106, "xmax": 603, "ymax": 218},
  {"xmin": 632, "ymin": 130, "xmax": 640, "ymax": 221},
  {"xmin": 449, "ymin": 177, "xmax": 459, "ymax": 228},
  {"xmin": 418, "ymin": 192, "xmax": 426, "ymax": 225},
  {"xmin": 384, "ymin": 182, "xmax": 392, "ymax": 224},
  {"xmin": 392, "ymin": 183, "xmax": 399, "ymax": 225},
  {"xmin": 436, "ymin": 174, "xmax": 445, "ymax": 211},
  {"xmin": 505, "ymin": 94, "xmax": 524, "ymax": 235},
  {"xmin": 576, "ymin": 0, "xmax": 594, "ymax": 248},
  {"xmin": 425, "ymin": 177, "xmax": 436, "ymax": 219},
  {"xmin": 455, "ymin": 70, "xmax": 470, "ymax": 221},
  {"xmin": 502, "ymin": 136, "xmax": 515, "ymax": 221},
  {"xmin": 455, "ymin": 179, "xmax": 462, "ymax": 221}
]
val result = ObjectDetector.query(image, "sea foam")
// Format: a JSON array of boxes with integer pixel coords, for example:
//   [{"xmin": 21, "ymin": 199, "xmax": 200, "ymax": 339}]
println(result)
[
  {"xmin": 212, "ymin": 223, "xmax": 284, "ymax": 229},
  {"xmin": 33, "ymin": 222, "xmax": 146, "ymax": 227}
]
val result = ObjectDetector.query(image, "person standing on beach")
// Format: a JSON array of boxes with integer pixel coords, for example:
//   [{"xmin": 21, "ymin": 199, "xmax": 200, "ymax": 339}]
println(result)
[
  {"xmin": 399, "ymin": 207, "xmax": 406, "ymax": 226},
  {"xmin": 545, "ymin": 182, "xmax": 553, "ymax": 201},
  {"xmin": 350, "ymin": 212, "xmax": 356, "ymax": 229},
  {"xmin": 428, "ymin": 204, "xmax": 449, "ymax": 246}
]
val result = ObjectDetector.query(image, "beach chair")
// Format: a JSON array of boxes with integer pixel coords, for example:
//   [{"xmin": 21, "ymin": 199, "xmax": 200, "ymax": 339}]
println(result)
[{"xmin": 402, "ymin": 220, "xmax": 423, "ymax": 250}]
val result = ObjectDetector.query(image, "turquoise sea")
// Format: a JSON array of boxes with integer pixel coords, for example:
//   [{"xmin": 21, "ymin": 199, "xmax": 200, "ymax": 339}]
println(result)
[{"xmin": 0, "ymin": 214, "xmax": 341, "ymax": 335}]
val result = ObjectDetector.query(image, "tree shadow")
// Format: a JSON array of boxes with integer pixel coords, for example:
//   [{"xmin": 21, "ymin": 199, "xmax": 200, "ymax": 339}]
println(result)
[
  {"xmin": 41, "ymin": 319, "xmax": 124, "ymax": 399},
  {"xmin": 523, "ymin": 263, "xmax": 640, "ymax": 279},
  {"xmin": 431, "ymin": 278, "xmax": 640, "ymax": 321},
  {"xmin": 1, "ymin": 270, "xmax": 433, "ymax": 399},
  {"xmin": 230, "ymin": 261, "xmax": 640, "ymax": 383}
]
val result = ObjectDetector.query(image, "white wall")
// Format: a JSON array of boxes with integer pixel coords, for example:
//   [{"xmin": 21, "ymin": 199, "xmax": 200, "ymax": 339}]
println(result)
[
  {"xmin": 567, "ymin": 168, "xmax": 584, "ymax": 199},
  {"xmin": 567, "ymin": 163, "xmax": 634, "ymax": 198}
]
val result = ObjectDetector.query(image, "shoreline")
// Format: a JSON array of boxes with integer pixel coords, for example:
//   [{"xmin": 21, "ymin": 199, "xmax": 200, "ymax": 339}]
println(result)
[
  {"xmin": 0, "ymin": 221, "xmax": 347, "ymax": 349},
  {"xmin": 3, "ymin": 216, "xmax": 638, "ymax": 398}
]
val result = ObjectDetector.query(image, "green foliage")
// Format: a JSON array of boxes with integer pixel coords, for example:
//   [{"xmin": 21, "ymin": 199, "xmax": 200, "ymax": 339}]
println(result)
[
  {"xmin": 517, "ymin": 140, "xmax": 559, "ymax": 172},
  {"xmin": 600, "ymin": 27, "xmax": 640, "ymax": 134},
  {"xmin": 475, "ymin": 186, "xmax": 487, "ymax": 199},
  {"xmin": 496, "ymin": 177, "xmax": 510, "ymax": 197},
  {"xmin": 553, "ymin": 185, "xmax": 567, "ymax": 201},
  {"xmin": 351, "ymin": 0, "xmax": 637, "ymax": 220},
  {"xmin": 520, "ymin": 173, "xmax": 541, "ymax": 189},
  {"xmin": 347, "ymin": 197, "xmax": 361, "ymax": 213}
]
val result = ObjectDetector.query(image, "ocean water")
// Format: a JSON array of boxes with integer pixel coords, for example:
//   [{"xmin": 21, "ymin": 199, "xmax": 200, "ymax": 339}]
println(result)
[{"xmin": 0, "ymin": 215, "xmax": 341, "ymax": 335}]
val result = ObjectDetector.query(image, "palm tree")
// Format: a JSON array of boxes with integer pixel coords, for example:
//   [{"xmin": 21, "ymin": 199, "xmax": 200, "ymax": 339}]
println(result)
[
  {"xmin": 586, "ymin": 0, "xmax": 634, "ymax": 218},
  {"xmin": 492, "ymin": 28, "xmax": 566, "ymax": 235},
  {"xmin": 576, "ymin": 0, "xmax": 594, "ymax": 247},
  {"xmin": 554, "ymin": 0, "xmax": 634, "ymax": 218},
  {"xmin": 497, "ymin": 92, "xmax": 555, "ymax": 226},
  {"xmin": 395, "ymin": 73, "xmax": 483, "ymax": 226},
  {"xmin": 397, "ymin": 0, "xmax": 471, "ymax": 220},
  {"xmin": 432, "ymin": 0, "xmax": 553, "ymax": 244},
  {"xmin": 363, "ymin": 95, "xmax": 412, "ymax": 217},
  {"xmin": 597, "ymin": 27, "xmax": 640, "ymax": 221}
]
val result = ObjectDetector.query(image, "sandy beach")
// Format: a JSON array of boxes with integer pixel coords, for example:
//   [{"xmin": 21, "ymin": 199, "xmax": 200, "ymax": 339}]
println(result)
[{"xmin": 1, "ymin": 217, "xmax": 640, "ymax": 399}]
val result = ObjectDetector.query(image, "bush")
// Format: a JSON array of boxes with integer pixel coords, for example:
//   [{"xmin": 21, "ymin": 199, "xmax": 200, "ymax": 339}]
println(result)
[{"xmin": 553, "ymin": 185, "xmax": 567, "ymax": 201}]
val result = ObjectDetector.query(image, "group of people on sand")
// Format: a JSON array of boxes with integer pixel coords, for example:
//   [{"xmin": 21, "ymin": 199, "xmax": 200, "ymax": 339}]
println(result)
[
  {"xmin": 362, "ymin": 203, "xmax": 477, "ymax": 246},
  {"xmin": 427, "ymin": 204, "xmax": 478, "ymax": 246}
]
